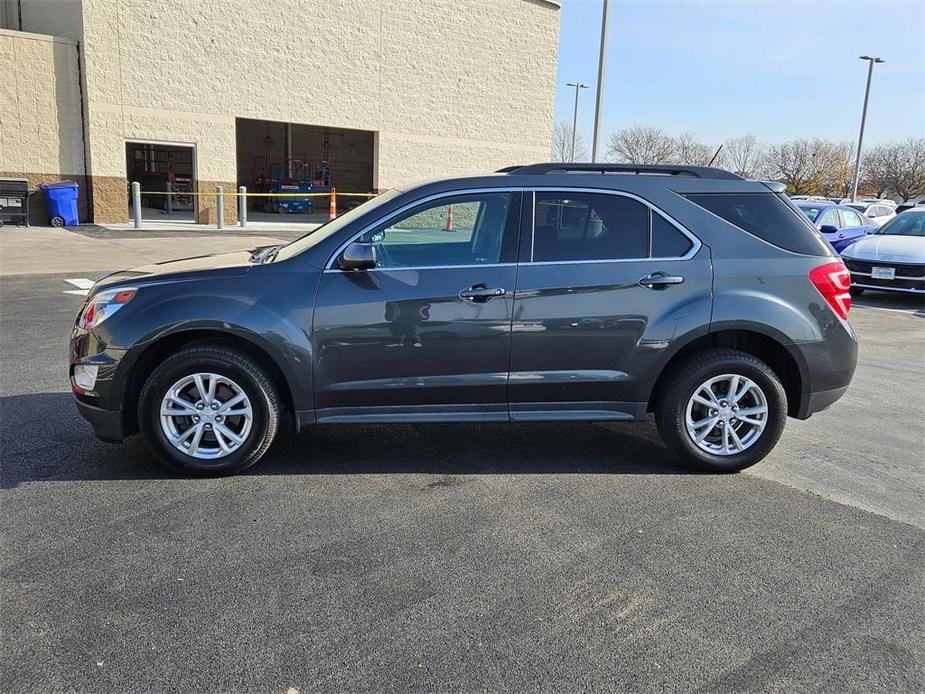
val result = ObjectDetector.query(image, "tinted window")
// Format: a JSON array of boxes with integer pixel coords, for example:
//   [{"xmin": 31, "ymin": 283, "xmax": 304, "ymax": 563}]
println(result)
[
  {"xmin": 533, "ymin": 192, "xmax": 648, "ymax": 261},
  {"xmin": 360, "ymin": 193, "xmax": 512, "ymax": 269},
  {"xmin": 652, "ymin": 213, "xmax": 693, "ymax": 257},
  {"xmin": 688, "ymin": 193, "xmax": 832, "ymax": 256},
  {"xmin": 841, "ymin": 209, "xmax": 863, "ymax": 227},
  {"xmin": 818, "ymin": 209, "xmax": 840, "ymax": 228}
]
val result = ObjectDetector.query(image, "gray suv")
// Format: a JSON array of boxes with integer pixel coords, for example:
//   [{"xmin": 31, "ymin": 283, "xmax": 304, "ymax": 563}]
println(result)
[{"xmin": 70, "ymin": 163, "xmax": 858, "ymax": 475}]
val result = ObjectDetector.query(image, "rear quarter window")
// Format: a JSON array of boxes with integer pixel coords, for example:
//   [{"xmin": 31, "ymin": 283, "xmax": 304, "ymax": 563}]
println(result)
[{"xmin": 687, "ymin": 193, "xmax": 832, "ymax": 256}]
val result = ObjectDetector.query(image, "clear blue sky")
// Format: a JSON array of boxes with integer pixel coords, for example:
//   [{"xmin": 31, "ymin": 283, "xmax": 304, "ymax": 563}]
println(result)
[{"xmin": 553, "ymin": 0, "xmax": 925, "ymax": 146}]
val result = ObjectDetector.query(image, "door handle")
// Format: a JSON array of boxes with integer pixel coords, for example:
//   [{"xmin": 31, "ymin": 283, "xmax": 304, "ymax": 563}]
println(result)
[
  {"xmin": 639, "ymin": 272, "xmax": 684, "ymax": 289},
  {"xmin": 459, "ymin": 284, "xmax": 506, "ymax": 302}
]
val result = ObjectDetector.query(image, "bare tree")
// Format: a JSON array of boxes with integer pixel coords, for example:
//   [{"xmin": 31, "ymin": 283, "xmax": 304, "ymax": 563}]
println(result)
[
  {"xmin": 863, "ymin": 138, "xmax": 925, "ymax": 202},
  {"xmin": 861, "ymin": 147, "xmax": 891, "ymax": 198},
  {"xmin": 551, "ymin": 121, "xmax": 588, "ymax": 162},
  {"xmin": 606, "ymin": 125, "xmax": 676, "ymax": 164},
  {"xmin": 720, "ymin": 135, "xmax": 768, "ymax": 178},
  {"xmin": 766, "ymin": 139, "xmax": 840, "ymax": 195},
  {"xmin": 820, "ymin": 142, "xmax": 855, "ymax": 198},
  {"xmin": 672, "ymin": 131, "xmax": 715, "ymax": 166}
]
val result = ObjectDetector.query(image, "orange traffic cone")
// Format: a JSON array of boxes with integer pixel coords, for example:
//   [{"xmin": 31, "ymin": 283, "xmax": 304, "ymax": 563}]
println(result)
[
  {"xmin": 444, "ymin": 205, "xmax": 453, "ymax": 231},
  {"xmin": 329, "ymin": 188, "xmax": 337, "ymax": 220}
]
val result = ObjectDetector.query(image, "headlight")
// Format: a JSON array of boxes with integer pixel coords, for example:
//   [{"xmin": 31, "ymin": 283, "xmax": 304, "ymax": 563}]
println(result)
[{"xmin": 77, "ymin": 287, "xmax": 137, "ymax": 330}]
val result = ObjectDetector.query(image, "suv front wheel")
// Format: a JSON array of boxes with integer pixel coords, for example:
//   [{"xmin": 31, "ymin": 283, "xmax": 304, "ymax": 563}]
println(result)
[
  {"xmin": 655, "ymin": 349, "xmax": 787, "ymax": 472},
  {"xmin": 138, "ymin": 346, "xmax": 280, "ymax": 475}
]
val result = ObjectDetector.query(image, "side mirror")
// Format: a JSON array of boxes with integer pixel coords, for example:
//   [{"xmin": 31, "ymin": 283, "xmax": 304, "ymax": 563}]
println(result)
[
  {"xmin": 820, "ymin": 224, "xmax": 839, "ymax": 234},
  {"xmin": 340, "ymin": 241, "xmax": 377, "ymax": 271}
]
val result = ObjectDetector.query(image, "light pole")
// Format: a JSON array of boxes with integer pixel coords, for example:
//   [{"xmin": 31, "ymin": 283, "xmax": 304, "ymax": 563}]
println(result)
[
  {"xmin": 591, "ymin": 0, "xmax": 611, "ymax": 162},
  {"xmin": 566, "ymin": 82, "xmax": 588, "ymax": 162},
  {"xmin": 851, "ymin": 55, "xmax": 884, "ymax": 202}
]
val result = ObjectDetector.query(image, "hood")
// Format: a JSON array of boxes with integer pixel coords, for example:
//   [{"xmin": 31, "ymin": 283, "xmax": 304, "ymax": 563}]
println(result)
[
  {"xmin": 94, "ymin": 248, "xmax": 264, "ymax": 290},
  {"xmin": 841, "ymin": 234, "xmax": 925, "ymax": 264}
]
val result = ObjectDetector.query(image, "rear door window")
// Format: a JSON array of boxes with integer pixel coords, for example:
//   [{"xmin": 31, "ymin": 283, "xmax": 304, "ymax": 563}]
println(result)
[
  {"xmin": 818, "ymin": 209, "xmax": 840, "ymax": 228},
  {"xmin": 687, "ymin": 193, "xmax": 833, "ymax": 256},
  {"xmin": 651, "ymin": 213, "xmax": 693, "ymax": 257},
  {"xmin": 840, "ymin": 209, "xmax": 863, "ymax": 227},
  {"xmin": 532, "ymin": 192, "xmax": 649, "ymax": 261}
]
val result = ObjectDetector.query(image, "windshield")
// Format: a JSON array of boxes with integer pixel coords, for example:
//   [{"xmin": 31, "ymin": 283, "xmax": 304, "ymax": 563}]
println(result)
[
  {"xmin": 274, "ymin": 189, "xmax": 403, "ymax": 262},
  {"xmin": 795, "ymin": 204, "xmax": 823, "ymax": 222},
  {"xmin": 875, "ymin": 212, "xmax": 925, "ymax": 237}
]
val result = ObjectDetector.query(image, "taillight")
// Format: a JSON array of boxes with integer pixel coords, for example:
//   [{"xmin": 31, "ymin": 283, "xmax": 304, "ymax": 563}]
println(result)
[{"xmin": 809, "ymin": 262, "xmax": 851, "ymax": 320}]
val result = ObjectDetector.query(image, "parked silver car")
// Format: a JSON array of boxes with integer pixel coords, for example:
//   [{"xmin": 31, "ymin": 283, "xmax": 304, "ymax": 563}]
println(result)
[{"xmin": 842, "ymin": 209, "xmax": 925, "ymax": 296}]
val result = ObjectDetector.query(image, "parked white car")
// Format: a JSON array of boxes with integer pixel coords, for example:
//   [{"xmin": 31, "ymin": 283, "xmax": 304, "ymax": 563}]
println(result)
[
  {"xmin": 843, "ymin": 201, "xmax": 896, "ymax": 226},
  {"xmin": 841, "ymin": 209, "xmax": 925, "ymax": 296}
]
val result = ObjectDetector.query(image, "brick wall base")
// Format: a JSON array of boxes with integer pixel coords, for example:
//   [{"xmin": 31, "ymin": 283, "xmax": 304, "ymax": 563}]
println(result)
[
  {"xmin": 88, "ymin": 175, "xmax": 129, "ymax": 223},
  {"xmin": 194, "ymin": 181, "xmax": 238, "ymax": 225}
]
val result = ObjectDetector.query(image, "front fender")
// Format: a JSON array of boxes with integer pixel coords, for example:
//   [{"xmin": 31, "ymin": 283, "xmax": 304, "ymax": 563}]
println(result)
[{"xmin": 97, "ymin": 268, "xmax": 317, "ymax": 413}]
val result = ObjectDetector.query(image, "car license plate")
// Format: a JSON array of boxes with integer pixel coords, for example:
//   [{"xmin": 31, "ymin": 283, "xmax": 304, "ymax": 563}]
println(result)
[{"xmin": 871, "ymin": 266, "xmax": 895, "ymax": 280}]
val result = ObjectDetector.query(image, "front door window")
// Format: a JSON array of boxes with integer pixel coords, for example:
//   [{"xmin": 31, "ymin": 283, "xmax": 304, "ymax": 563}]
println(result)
[{"xmin": 359, "ymin": 193, "xmax": 513, "ymax": 268}]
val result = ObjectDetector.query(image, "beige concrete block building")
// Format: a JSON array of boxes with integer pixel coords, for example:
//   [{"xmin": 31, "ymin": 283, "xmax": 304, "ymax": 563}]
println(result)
[{"xmin": 0, "ymin": 0, "xmax": 560, "ymax": 225}]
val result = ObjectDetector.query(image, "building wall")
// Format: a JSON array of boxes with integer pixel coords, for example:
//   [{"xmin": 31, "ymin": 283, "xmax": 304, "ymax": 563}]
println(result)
[
  {"xmin": 0, "ymin": 28, "xmax": 87, "ymax": 224},
  {"xmin": 75, "ymin": 0, "xmax": 560, "ymax": 222}
]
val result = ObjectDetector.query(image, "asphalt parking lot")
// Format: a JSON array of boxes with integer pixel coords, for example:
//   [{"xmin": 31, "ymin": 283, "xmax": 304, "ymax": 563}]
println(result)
[{"xmin": 1, "ymin": 233, "xmax": 923, "ymax": 693}]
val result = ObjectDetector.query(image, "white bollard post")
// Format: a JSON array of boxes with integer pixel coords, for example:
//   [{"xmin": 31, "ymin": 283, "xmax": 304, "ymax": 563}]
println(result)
[
  {"xmin": 238, "ymin": 186, "xmax": 247, "ymax": 227},
  {"xmin": 216, "ymin": 185, "xmax": 224, "ymax": 230},
  {"xmin": 131, "ymin": 181, "xmax": 141, "ymax": 229}
]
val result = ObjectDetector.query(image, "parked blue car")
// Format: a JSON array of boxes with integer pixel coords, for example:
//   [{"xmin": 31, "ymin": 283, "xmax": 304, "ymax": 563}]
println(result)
[{"xmin": 793, "ymin": 201, "xmax": 877, "ymax": 253}]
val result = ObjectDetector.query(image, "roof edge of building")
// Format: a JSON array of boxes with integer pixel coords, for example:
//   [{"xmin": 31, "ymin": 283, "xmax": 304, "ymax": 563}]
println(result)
[{"xmin": 525, "ymin": 0, "xmax": 562, "ymax": 10}]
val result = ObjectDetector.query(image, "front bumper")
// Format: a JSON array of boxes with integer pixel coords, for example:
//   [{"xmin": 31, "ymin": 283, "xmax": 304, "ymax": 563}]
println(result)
[
  {"xmin": 844, "ymin": 259, "xmax": 925, "ymax": 294},
  {"xmin": 74, "ymin": 396, "xmax": 124, "ymax": 442},
  {"xmin": 71, "ymin": 328, "xmax": 128, "ymax": 442}
]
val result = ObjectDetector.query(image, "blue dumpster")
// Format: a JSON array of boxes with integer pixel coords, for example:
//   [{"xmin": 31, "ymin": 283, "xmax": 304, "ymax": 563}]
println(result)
[{"xmin": 41, "ymin": 181, "xmax": 79, "ymax": 227}]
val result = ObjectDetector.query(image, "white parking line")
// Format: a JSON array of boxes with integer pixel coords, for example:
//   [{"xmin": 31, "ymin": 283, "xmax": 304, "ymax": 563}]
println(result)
[
  {"xmin": 63, "ymin": 278, "xmax": 94, "ymax": 296},
  {"xmin": 853, "ymin": 302, "xmax": 925, "ymax": 316}
]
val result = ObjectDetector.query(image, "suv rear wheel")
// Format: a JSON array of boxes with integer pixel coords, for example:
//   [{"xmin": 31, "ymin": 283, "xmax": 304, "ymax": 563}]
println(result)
[
  {"xmin": 655, "ymin": 349, "xmax": 787, "ymax": 472},
  {"xmin": 138, "ymin": 346, "xmax": 280, "ymax": 475}
]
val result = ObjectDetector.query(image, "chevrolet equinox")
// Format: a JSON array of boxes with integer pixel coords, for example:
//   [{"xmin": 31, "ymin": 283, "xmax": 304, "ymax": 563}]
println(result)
[{"xmin": 70, "ymin": 164, "xmax": 858, "ymax": 475}]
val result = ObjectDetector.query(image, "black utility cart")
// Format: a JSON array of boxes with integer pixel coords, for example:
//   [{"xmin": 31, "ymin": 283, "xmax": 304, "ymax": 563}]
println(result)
[{"xmin": 0, "ymin": 178, "xmax": 30, "ymax": 227}]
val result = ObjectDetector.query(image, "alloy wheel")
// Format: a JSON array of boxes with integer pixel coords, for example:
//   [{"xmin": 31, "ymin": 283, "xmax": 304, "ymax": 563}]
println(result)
[
  {"xmin": 159, "ymin": 372, "xmax": 254, "ymax": 460},
  {"xmin": 684, "ymin": 374, "xmax": 768, "ymax": 456}
]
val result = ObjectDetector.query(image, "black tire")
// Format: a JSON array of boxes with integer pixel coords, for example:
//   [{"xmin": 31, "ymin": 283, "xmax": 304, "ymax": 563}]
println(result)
[
  {"xmin": 138, "ymin": 346, "xmax": 280, "ymax": 475},
  {"xmin": 849, "ymin": 286, "xmax": 865, "ymax": 297},
  {"xmin": 51, "ymin": 216, "xmax": 65, "ymax": 227},
  {"xmin": 655, "ymin": 349, "xmax": 787, "ymax": 473}
]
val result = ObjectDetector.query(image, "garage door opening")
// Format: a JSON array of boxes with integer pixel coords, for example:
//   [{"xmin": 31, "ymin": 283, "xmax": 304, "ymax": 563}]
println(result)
[
  {"xmin": 236, "ymin": 118, "xmax": 375, "ymax": 223},
  {"xmin": 125, "ymin": 142, "xmax": 196, "ymax": 222}
]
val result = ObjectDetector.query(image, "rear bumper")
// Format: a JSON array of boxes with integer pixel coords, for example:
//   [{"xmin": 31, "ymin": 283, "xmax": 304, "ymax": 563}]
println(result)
[
  {"xmin": 789, "ymin": 319, "xmax": 858, "ymax": 420},
  {"xmin": 795, "ymin": 385, "xmax": 850, "ymax": 419},
  {"xmin": 74, "ymin": 396, "xmax": 125, "ymax": 442}
]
